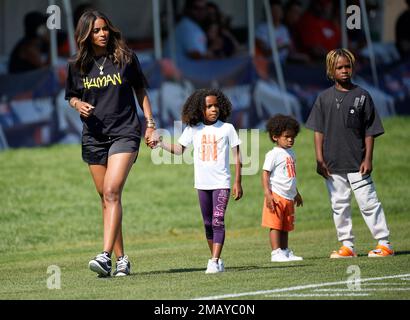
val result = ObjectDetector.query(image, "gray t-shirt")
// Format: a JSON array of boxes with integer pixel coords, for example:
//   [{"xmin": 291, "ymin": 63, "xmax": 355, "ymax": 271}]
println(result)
[{"xmin": 305, "ymin": 85, "xmax": 384, "ymax": 174}]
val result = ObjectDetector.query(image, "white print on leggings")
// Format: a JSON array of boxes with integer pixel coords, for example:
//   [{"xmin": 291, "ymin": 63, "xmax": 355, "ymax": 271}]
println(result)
[{"xmin": 213, "ymin": 190, "xmax": 229, "ymax": 227}]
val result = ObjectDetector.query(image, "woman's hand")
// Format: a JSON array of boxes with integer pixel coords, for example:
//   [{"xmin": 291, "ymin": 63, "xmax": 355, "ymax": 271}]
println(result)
[
  {"xmin": 145, "ymin": 127, "xmax": 157, "ymax": 148},
  {"xmin": 74, "ymin": 101, "xmax": 94, "ymax": 118}
]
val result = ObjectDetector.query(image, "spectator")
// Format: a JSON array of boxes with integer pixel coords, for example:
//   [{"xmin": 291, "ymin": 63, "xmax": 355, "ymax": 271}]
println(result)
[
  {"xmin": 283, "ymin": 0, "xmax": 303, "ymax": 50},
  {"xmin": 284, "ymin": 0, "xmax": 303, "ymax": 33},
  {"xmin": 395, "ymin": 0, "xmax": 410, "ymax": 60},
  {"xmin": 255, "ymin": 0, "xmax": 291, "ymax": 63},
  {"xmin": 283, "ymin": 0, "xmax": 310, "ymax": 63},
  {"xmin": 8, "ymin": 11, "xmax": 50, "ymax": 74},
  {"xmin": 205, "ymin": 1, "xmax": 242, "ymax": 58},
  {"xmin": 206, "ymin": 22, "xmax": 233, "ymax": 58},
  {"xmin": 296, "ymin": 0, "xmax": 341, "ymax": 61},
  {"xmin": 171, "ymin": 0, "xmax": 209, "ymax": 61}
]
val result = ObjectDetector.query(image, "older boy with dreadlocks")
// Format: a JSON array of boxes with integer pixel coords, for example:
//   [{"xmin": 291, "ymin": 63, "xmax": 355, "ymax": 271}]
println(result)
[
  {"xmin": 153, "ymin": 88, "xmax": 243, "ymax": 273},
  {"xmin": 305, "ymin": 48, "xmax": 394, "ymax": 258}
]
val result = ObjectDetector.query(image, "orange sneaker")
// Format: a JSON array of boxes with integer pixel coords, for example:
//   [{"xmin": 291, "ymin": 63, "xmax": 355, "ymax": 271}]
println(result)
[
  {"xmin": 368, "ymin": 244, "xmax": 394, "ymax": 257},
  {"xmin": 330, "ymin": 246, "xmax": 357, "ymax": 258}
]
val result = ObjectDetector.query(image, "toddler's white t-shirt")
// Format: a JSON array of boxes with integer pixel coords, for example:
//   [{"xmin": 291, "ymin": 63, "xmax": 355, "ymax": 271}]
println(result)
[{"xmin": 263, "ymin": 146, "xmax": 297, "ymax": 200}]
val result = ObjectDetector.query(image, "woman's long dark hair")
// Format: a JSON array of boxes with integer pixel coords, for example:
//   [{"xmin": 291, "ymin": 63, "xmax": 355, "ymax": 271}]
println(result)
[{"xmin": 72, "ymin": 10, "xmax": 133, "ymax": 74}]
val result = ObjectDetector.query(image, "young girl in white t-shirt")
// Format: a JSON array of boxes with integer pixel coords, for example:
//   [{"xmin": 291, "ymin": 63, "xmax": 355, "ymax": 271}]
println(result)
[
  {"xmin": 153, "ymin": 88, "xmax": 243, "ymax": 273},
  {"xmin": 262, "ymin": 114, "xmax": 303, "ymax": 262}
]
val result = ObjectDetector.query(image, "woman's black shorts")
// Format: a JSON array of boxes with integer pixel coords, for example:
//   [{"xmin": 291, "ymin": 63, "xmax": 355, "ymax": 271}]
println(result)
[{"xmin": 82, "ymin": 135, "xmax": 141, "ymax": 165}]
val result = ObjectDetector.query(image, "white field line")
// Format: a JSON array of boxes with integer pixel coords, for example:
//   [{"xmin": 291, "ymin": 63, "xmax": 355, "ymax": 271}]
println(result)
[
  {"xmin": 314, "ymin": 288, "xmax": 410, "ymax": 292},
  {"xmin": 362, "ymin": 283, "xmax": 410, "ymax": 286},
  {"xmin": 265, "ymin": 293, "xmax": 370, "ymax": 298},
  {"xmin": 194, "ymin": 273, "xmax": 410, "ymax": 300}
]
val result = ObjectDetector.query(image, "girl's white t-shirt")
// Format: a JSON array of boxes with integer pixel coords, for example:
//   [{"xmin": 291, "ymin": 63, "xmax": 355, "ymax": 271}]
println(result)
[
  {"xmin": 178, "ymin": 121, "xmax": 241, "ymax": 190},
  {"xmin": 262, "ymin": 147, "xmax": 297, "ymax": 200}
]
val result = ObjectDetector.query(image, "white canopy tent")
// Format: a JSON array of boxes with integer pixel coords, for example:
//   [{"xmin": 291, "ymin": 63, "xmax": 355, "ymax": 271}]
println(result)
[
  {"xmin": 0, "ymin": 0, "xmax": 383, "ymax": 101},
  {"xmin": 0, "ymin": 0, "xmax": 398, "ymax": 151}
]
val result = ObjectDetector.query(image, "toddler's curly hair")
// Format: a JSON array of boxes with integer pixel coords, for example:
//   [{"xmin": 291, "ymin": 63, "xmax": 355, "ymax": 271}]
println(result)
[
  {"xmin": 181, "ymin": 88, "xmax": 232, "ymax": 126},
  {"xmin": 266, "ymin": 114, "xmax": 300, "ymax": 142}
]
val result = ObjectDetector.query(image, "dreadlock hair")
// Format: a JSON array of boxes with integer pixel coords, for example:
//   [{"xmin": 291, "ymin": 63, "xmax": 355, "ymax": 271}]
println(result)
[
  {"xmin": 326, "ymin": 48, "xmax": 355, "ymax": 81},
  {"xmin": 266, "ymin": 114, "xmax": 300, "ymax": 143},
  {"xmin": 181, "ymin": 88, "xmax": 232, "ymax": 126}
]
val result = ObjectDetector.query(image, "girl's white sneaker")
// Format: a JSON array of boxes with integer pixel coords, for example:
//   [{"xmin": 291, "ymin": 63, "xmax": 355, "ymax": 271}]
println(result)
[{"xmin": 205, "ymin": 259, "xmax": 220, "ymax": 274}]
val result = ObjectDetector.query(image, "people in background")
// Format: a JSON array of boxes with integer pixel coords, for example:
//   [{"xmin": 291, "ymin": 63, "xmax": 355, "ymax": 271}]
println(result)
[
  {"xmin": 296, "ymin": 0, "xmax": 341, "ymax": 61},
  {"xmin": 205, "ymin": 1, "xmax": 241, "ymax": 59},
  {"xmin": 255, "ymin": 0, "xmax": 291, "ymax": 63},
  {"xmin": 172, "ymin": 0, "xmax": 209, "ymax": 61},
  {"xmin": 396, "ymin": 0, "xmax": 410, "ymax": 60},
  {"xmin": 8, "ymin": 11, "xmax": 50, "ymax": 73},
  {"xmin": 283, "ymin": 0, "xmax": 310, "ymax": 63},
  {"xmin": 283, "ymin": 0, "xmax": 303, "ymax": 39}
]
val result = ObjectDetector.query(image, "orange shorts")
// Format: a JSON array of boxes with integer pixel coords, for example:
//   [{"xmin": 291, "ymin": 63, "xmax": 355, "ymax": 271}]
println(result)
[{"xmin": 261, "ymin": 191, "xmax": 295, "ymax": 232}]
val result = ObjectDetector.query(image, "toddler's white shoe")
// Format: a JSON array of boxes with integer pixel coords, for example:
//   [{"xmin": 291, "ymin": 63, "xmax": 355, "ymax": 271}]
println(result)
[
  {"xmin": 271, "ymin": 248, "xmax": 290, "ymax": 262},
  {"xmin": 284, "ymin": 248, "xmax": 303, "ymax": 261}
]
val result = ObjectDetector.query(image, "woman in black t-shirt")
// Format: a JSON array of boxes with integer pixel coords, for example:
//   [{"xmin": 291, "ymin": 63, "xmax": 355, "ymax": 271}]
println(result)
[{"xmin": 65, "ymin": 10, "xmax": 156, "ymax": 277}]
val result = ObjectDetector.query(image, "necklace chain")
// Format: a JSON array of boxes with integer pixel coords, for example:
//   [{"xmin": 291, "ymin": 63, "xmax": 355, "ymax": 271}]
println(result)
[
  {"xmin": 335, "ymin": 88, "xmax": 347, "ymax": 109},
  {"xmin": 94, "ymin": 56, "xmax": 107, "ymax": 75}
]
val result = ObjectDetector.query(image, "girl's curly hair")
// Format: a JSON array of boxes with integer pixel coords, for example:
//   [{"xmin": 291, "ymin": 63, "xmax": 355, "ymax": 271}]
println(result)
[
  {"xmin": 181, "ymin": 88, "xmax": 232, "ymax": 126},
  {"xmin": 266, "ymin": 114, "xmax": 300, "ymax": 142}
]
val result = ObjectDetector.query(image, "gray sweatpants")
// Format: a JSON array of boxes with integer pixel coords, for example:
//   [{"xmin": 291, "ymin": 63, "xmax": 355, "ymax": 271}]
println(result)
[{"xmin": 325, "ymin": 172, "xmax": 390, "ymax": 244}]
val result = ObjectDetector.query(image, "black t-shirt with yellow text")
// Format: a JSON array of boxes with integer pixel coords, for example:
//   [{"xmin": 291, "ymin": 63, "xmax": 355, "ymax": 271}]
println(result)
[{"xmin": 65, "ymin": 54, "xmax": 148, "ymax": 140}]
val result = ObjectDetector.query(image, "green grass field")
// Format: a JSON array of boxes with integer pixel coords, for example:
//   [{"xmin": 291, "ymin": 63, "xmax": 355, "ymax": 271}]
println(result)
[{"xmin": 0, "ymin": 116, "xmax": 409, "ymax": 300}]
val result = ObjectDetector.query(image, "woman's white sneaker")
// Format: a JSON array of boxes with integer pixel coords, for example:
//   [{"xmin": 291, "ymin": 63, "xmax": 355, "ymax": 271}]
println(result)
[
  {"xmin": 89, "ymin": 252, "xmax": 112, "ymax": 277},
  {"xmin": 113, "ymin": 255, "xmax": 131, "ymax": 277}
]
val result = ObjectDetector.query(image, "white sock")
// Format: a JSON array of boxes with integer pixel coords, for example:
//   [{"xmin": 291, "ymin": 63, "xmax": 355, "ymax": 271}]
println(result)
[
  {"xmin": 342, "ymin": 240, "xmax": 354, "ymax": 249},
  {"xmin": 378, "ymin": 239, "xmax": 391, "ymax": 248}
]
